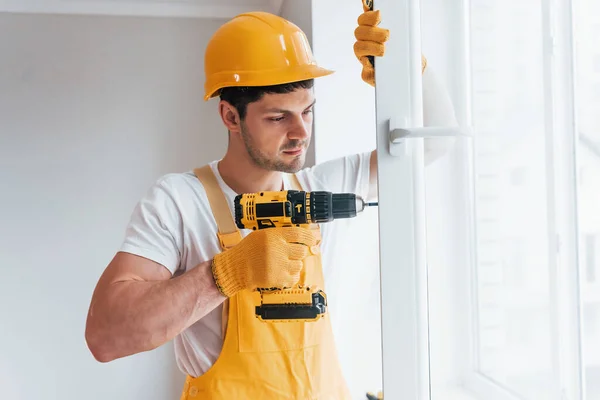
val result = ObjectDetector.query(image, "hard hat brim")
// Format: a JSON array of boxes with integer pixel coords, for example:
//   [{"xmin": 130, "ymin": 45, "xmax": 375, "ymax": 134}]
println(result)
[{"xmin": 204, "ymin": 65, "xmax": 335, "ymax": 101}]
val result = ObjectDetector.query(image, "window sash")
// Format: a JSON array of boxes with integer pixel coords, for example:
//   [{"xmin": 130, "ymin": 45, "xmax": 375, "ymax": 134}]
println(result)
[{"xmin": 373, "ymin": 0, "xmax": 430, "ymax": 398}]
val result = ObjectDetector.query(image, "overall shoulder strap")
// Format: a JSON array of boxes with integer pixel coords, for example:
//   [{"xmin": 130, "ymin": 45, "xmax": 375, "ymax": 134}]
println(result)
[
  {"xmin": 193, "ymin": 164, "xmax": 240, "ymax": 338},
  {"xmin": 193, "ymin": 165, "xmax": 242, "ymax": 251}
]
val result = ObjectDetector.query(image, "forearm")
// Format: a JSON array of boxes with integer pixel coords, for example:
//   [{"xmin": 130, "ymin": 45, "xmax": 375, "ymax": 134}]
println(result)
[{"xmin": 86, "ymin": 259, "xmax": 225, "ymax": 362}]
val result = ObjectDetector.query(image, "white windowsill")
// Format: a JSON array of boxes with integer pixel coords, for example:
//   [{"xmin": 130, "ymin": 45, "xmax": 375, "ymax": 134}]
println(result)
[{"xmin": 433, "ymin": 385, "xmax": 486, "ymax": 400}]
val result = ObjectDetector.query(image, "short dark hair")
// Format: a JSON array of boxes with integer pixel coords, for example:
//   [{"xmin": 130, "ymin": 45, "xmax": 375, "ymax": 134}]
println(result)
[{"xmin": 219, "ymin": 79, "xmax": 314, "ymax": 120}]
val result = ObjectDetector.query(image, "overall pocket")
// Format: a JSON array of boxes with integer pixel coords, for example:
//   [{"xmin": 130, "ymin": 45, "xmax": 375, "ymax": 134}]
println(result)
[{"xmin": 236, "ymin": 252, "xmax": 327, "ymax": 353}]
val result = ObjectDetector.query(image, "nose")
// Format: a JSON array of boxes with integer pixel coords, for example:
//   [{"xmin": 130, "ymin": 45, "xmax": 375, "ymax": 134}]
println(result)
[{"xmin": 288, "ymin": 115, "xmax": 310, "ymax": 141}]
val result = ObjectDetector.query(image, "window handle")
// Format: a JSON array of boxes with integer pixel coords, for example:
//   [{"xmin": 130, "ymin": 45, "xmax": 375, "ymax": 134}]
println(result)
[{"xmin": 388, "ymin": 117, "xmax": 473, "ymax": 156}]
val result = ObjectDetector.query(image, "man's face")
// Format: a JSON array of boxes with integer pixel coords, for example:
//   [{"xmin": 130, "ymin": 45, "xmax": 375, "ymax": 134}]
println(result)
[{"xmin": 239, "ymin": 88, "xmax": 315, "ymax": 173}]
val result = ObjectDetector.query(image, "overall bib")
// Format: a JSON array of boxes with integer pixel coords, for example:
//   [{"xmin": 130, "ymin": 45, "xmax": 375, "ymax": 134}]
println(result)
[{"xmin": 179, "ymin": 165, "xmax": 351, "ymax": 400}]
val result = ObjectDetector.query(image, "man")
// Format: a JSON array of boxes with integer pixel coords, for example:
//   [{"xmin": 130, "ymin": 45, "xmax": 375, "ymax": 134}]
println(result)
[{"xmin": 84, "ymin": 4, "xmax": 457, "ymax": 399}]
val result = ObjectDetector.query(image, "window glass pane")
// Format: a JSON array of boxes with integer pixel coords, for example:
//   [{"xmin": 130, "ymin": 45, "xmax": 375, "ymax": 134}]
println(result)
[
  {"xmin": 573, "ymin": 0, "xmax": 600, "ymax": 397},
  {"xmin": 469, "ymin": 0, "xmax": 557, "ymax": 398}
]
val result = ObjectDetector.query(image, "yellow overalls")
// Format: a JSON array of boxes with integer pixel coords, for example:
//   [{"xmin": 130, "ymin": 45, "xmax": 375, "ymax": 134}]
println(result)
[{"xmin": 179, "ymin": 165, "xmax": 351, "ymax": 399}]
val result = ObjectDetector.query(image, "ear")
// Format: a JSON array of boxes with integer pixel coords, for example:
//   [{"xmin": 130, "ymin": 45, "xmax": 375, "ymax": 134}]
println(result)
[{"xmin": 218, "ymin": 100, "xmax": 241, "ymax": 134}]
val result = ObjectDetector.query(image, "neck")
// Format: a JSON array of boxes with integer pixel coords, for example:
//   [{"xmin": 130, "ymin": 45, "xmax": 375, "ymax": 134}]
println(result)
[{"xmin": 218, "ymin": 151, "xmax": 284, "ymax": 194}]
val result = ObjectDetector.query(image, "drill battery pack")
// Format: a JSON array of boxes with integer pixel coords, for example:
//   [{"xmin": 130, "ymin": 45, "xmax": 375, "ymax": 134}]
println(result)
[{"xmin": 255, "ymin": 288, "xmax": 327, "ymax": 322}]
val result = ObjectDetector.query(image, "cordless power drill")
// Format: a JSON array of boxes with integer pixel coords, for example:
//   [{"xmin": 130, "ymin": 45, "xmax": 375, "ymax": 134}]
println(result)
[{"xmin": 233, "ymin": 189, "xmax": 377, "ymax": 322}]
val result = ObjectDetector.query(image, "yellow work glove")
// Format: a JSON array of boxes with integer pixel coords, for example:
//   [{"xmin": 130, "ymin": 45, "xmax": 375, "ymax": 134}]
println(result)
[
  {"xmin": 211, "ymin": 227, "xmax": 317, "ymax": 297},
  {"xmin": 353, "ymin": 0, "xmax": 428, "ymax": 86},
  {"xmin": 354, "ymin": 0, "xmax": 389, "ymax": 86},
  {"xmin": 366, "ymin": 391, "xmax": 383, "ymax": 400}
]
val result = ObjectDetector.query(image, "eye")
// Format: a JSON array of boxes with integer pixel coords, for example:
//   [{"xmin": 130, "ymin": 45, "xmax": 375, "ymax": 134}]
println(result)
[
  {"xmin": 269, "ymin": 116, "xmax": 285, "ymax": 122},
  {"xmin": 303, "ymin": 108, "xmax": 313, "ymax": 115}
]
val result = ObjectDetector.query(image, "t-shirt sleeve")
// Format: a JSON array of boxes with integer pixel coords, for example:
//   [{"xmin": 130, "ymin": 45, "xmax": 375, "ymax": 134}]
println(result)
[
  {"xmin": 119, "ymin": 176, "xmax": 183, "ymax": 275},
  {"xmin": 300, "ymin": 151, "xmax": 372, "ymax": 199}
]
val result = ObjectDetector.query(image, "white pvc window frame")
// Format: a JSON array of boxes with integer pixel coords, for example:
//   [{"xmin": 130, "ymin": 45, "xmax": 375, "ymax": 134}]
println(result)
[
  {"xmin": 373, "ymin": 0, "xmax": 471, "ymax": 398},
  {"xmin": 374, "ymin": 0, "xmax": 584, "ymax": 398},
  {"xmin": 373, "ymin": 0, "xmax": 430, "ymax": 396}
]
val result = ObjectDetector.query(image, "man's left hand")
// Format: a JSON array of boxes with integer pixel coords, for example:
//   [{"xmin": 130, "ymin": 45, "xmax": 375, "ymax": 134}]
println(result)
[{"xmin": 353, "ymin": 0, "xmax": 390, "ymax": 86}]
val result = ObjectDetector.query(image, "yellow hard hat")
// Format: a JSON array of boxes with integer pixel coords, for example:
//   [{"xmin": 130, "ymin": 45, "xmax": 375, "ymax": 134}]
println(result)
[{"xmin": 203, "ymin": 11, "xmax": 334, "ymax": 101}]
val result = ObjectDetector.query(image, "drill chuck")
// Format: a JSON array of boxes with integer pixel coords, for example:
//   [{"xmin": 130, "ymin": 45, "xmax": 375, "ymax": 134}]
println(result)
[{"xmin": 311, "ymin": 192, "xmax": 360, "ymax": 222}]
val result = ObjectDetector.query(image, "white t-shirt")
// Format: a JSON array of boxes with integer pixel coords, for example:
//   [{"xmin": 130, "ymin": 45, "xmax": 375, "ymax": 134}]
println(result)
[{"xmin": 118, "ymin": 151, "xmax": 372, "ymax": 378}]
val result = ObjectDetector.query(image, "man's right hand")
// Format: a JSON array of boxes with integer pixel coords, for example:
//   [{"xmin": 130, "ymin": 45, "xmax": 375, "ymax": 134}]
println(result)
[{"xmin": 211, "ymin": 227, "xmax": 317, "ymax": 297}]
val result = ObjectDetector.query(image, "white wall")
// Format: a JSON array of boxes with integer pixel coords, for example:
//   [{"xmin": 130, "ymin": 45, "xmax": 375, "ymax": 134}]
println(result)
[{"xmin": 0, "ymin": 13, "xmax": 227, "ymax": 400}]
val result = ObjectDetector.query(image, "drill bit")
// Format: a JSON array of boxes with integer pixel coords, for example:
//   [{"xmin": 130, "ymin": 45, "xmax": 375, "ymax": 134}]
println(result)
[{"xmin": 355, "ymin": 197, "xmax": 378, "ymax": 213}]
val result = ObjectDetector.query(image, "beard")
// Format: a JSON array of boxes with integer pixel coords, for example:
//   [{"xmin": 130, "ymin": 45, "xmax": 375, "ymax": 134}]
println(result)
[{"xmin": 240, "ymin": 122, "xmax": 307, "ymax": 173}]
